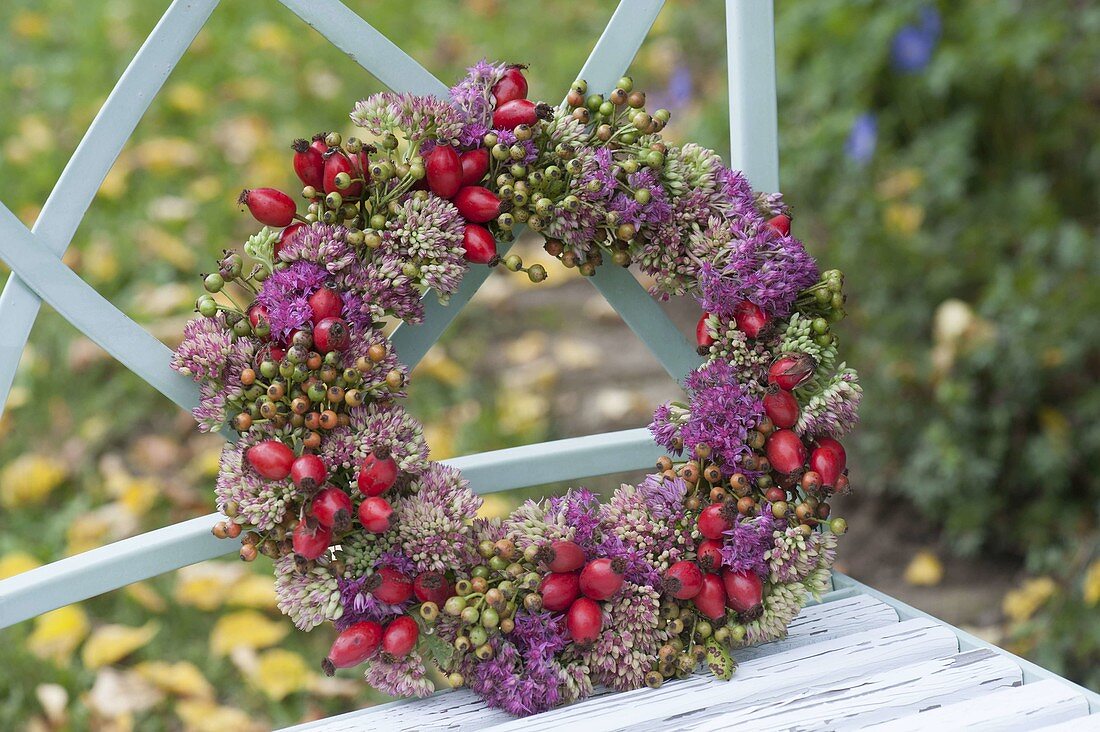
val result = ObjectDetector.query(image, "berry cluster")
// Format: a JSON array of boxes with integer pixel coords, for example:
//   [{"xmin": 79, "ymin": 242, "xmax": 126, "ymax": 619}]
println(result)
[{"xmin": 175, "ymin": 59, "xmax": 860, "ymax": 716}]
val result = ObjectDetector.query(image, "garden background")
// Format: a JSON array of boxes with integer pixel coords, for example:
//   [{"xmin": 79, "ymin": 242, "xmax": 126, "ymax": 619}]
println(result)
[{"xmin": 0, "ymin": 0, "xmax": 1097, "ymax": 729}]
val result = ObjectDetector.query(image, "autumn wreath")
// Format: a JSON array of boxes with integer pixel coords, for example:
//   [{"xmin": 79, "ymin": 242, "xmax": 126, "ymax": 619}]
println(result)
[{"xmin": 173, "ymin": 60, "xmax": 860, "ymax": 715}]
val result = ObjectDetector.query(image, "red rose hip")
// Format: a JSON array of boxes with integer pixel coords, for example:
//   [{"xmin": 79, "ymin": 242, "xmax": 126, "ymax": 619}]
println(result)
[
  {"xmin": 578, "ymin": 557, "xmax": 625, "ymax": 601},
  {"xmin": 413, "ymin": 570, "xmax": 454, "ymax": 607},
  {"xmin": 308, "ymin": 286, "xmax": 343, "ymax": 324},
  {"xmin": 453, "ymin": 186, "xmax": 502, "ymax": 223},
  {"xmin": 696, "ymin": 539, "xmax": 725, "ymax": 573},
  {"xmin": 696, "ymin": 312, "xmax": 714, "ymax": 348},
  {"xmin": 358, "ymin": 496, "xmax": 393, "ymax": 533},
  {"xmin": 322, "ymin": 621, "xmax": 382, "ymax": 675},
  {"xmin": 461, "ymin": 224, "xmax": 497, "ymax": 264},
  {"xmin": 292, "ymin": 521, "xmax": 332, "ymax": 560},
  {"xmin": 370, "ymin": 566, "xmax": 413, "ymax": 604},
  {"xmin": 239, "ymin": 188, "xmax": 296, "ymax": 227},
  {"xmin": 539, "ymin": 572, "xmax": 580, "ymax": 612},
  {"xmin": 311, "ymin": 486, "xmax": 352, "ymax": 532},
  {"xmin": 566, "ymin": 596, "xmax": 603, "ymax": 646},
  {"xmin": 313, "ymin": 317, "xmax": 349, "ymax": 354},
  {"xmin": 546, "ymin": 539, "xmax": 585, "ymax": 573},
  {"xmin": 424, "ymin": 145, "xmax": 462, "ymax": 199},
  {"xmin": 292, "ymin": 138, "xmax": 325, "ymax": 190},
  {"xmin": 693, "ymin": 573, "xmax": 728, "ymax": 620},
  {"xmin": 382, "ymin": 615, "xmax": 419, "ymax": 658},
  {"xmin": 722, "ymin": 568, "xmax": 763, "ymax": 613},
  {"xmin": 290, "ymin": 454, "xmax": 327, "ymax": 491},
  {"xmin": 768, "ymin": 354, "xmax": 816, "ymax": 391},
  {"xmin": 357, "ymin": 453, "xmax": 398, "ymax": 496},
  {"xmin": 765, "ymin": 214, "xmax": 791, "ymax": 236},
  {"xmin": 664, "ymin": 561, "xmax": 705, "ymax": 600},
  {"xmin": 766, "ymin": 429, "xmax": 808, "ymax": 474},
  {"xmin": 491, "ymin": 66, "xmax": 528, "ymax": 106},
  {"xmin": 763, "ymin": 389, "xmax": 800, "ymax": 429},
  {"xmin": 246, "ymin": 440, "xmax": 295, "ymax": 480},
  {"xmin": 459, "ymin": 149, "xmax": 490, "ymax": 186},
  {"xmin": 734, "ymin": 300, "xmax": 768, "ymax": 339},
  {"xmin": 493, "ymin": 99, "xmax": 538, "ymax": 130},
  {"xmin": 698, "ymin": 503, "xmax": 733, "ymax": 540}
]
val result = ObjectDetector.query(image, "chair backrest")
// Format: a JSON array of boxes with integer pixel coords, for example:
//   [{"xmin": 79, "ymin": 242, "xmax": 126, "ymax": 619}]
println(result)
[{"xmin": 0, "ymin": 0, "xmax": 779, "ymax": 631}]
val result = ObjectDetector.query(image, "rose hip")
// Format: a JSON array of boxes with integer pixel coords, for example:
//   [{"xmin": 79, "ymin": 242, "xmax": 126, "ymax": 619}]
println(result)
[
  {"xmin": 459, "ymin": 148, "xmax": 490, "ymax": 186},
  {"xmin": 248, "ymin": 304, "xmax": 270, "ymax": 332},
  {"xmin": 546, "ymin": 539, "xmax": 585, "ymax": 573},
  {"xmin": 693, "ymin": 573, "xmax": 728, "ymax": 620},
  {"xmin": 696, "ymin": 539, "xmax": 724, "ymax": 573},
  {"xmin": 491, "ymin": 66, "xmax": 528, "ymax": 106},
  {"xmin": 358, "ymin": 496, "xmax": 393, "ymax": 533},
  {"xmin": 453, "ymin": 186, "xmax": 502, "ymax": 222},
  {"xmin": 722, "ymin": 568, "xmax": 763, "ymax": 613},
  {"xmin": 322, "ymin": 621, "xmax": 382, "ymax": 675},
  {"xmin": 323, "ymin": 150, "xmax": 362, "ymax": 197},
  {"xmin": 311, "ymin": 487, "xmax": 352, "ymax": 532},
  {"xmin": 424, "ymin": 145, "xmax": 462, "ymax": 199},
  {"xmin": 539, "ymin": 572, "xmax": 580, "ymax": 612},
  {"xmin": 413, "ymin": 570, "xmax": 453, "ymax": 607},
  {"xmin": 357, "ymin": 453, "xmax": 398, "ymax": 496},
  {"xmin": 664, "ymin": 560, "xmax": 705, "ymax": 600},
  {"xmin": 579, "ymin": 557, "xmax": 625, "ymax": 601},
  {"xmin": 493, "ymin": 99, "xmax": 537, "ymax": 130},
  {"xmin": 382, "ymin": 615, "xmax": 419, "ymax": 658},
  {"xmin": 765, "ymin": 214, "xmax": 791, "ymax": 236},
  {"xmin": 292, "ymin": 520, "xmax": 332, "ymax": 560},
  {"xmin": 763, "ymin": 389, "xmax": 799, "ymax": 429},
  {"xmin": 290, "ymin": 454, "xmax": 327, "ymax": 491},
  {"xmin": 461, "ymin": 224, "xmax": 497, "ymax": 264},
  {"xmin": 566, "ymin": 596, "xmax": 603, "ymax": 646},
  {"xmin": 313, "ymin": 317, "xmax": 349, "ymax": 354},
  {"xmin": 698, "ymin": 503, "xmax": 733, "ymax": 541},
  {"xmin": 810, "ymin": 438, "xmax": 846, "ymax": 487},
  {"xmin": 239, "ymin": 188, "xmax": 296, "ymax": 227},
  {"xmin": 275, "ymin": 221, "xmax": 307, "ymax": 260},
  {"xmin": 768, "ymin": 354, "xmax": 816, "ymax": 391},
  {"xmin": 308, "ymin": 286, "xmax": 343, "ymax": 324},
  {"xmin": 734, "ymin": 300, "xmax": 768, "ymax": 339},
  {"xmin": 696, "ymin": 313, "xmax": 714, "ymax": 348},
  {"xmin": 246, "ymin": 440, "xmax": 295, "ymax": 480},
  {"xmin": 370, "ymin": 566, "xmax": 413, "ymax": 604},
  {"xmin": 292, "ymin": 138, "xmax": 325, "ymax": 189},
  {"xmin": 766, "ymin": 429, "xmax": 808, "ymax": 474}
]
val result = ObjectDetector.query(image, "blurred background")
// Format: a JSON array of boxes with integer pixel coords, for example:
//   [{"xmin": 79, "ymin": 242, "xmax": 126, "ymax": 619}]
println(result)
[{"xmin": 0, "ymin": 0, "xmax": 1097, "ymax": 728}]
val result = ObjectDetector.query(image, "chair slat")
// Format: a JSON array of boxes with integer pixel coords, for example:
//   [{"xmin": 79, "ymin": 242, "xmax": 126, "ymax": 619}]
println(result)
[
  {"xmin": 277, "ymin": 0, "xmax": 447, "ymax": 97},
  {"xmin": 0, "ymin": 427, "xmax": 662, "ymax": 628},
  {"xmin": 726, "ymin": 0, "xmax": 780, "ymax": 191},
  {"xmin": 670, "ymin": 649, "xmax": 1021, "ymax": 732},
  {"xmin": 0, "ymin": 0, "xmax": 219, "ymax": 419},
  {"xmin": 864, "ymin": 679, "xmax": 1089, "ymax": 732},
  {"xmin": 278, "ymin": 592, "xmax": 901, "ymax": 732},
  {"xmin": 0, "ymin": 205, "xmax": 199, "ymax": 413}
]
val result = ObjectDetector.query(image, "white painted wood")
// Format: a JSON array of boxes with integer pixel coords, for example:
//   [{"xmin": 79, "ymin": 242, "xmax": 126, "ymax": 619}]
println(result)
[
  {"xmin": 278, "ymin": 593, "xmax": 901, "ymax": 732},
  {"xmin": 483, "ymin": 619, "xmax": 958, "ymax": 732},
  {"xmin": 666, "ymin": 649, "xmax": 1021, "ymax": 732},
  {"xmin": 1034, "ymin": 714, "xmax": 1100, "ymax": 731},
  {"xmin": 864, "ymin": 679, "xmax": 1089, "ymax": 732},
  {"xmin": 726, "ymin": 0, "xmax": 780, "ymax": 192},
  {"xmin": 833, "ymin": 573, "xmax": 1100, "ymax": 714}
]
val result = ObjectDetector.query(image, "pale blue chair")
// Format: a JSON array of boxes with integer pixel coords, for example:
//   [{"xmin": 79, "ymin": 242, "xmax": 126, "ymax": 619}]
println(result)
[{"xmin": 0, "ymin": 2, "xmax": 1097, "ymax": 729}]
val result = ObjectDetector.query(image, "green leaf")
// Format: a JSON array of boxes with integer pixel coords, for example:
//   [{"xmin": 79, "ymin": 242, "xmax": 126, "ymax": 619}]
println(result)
[
  {"xmin": 705, "ymin": 636, "xmax": 737, "ymax": 681},
  {"xmin": 422, "ymin": 628, "xmax": 454, "ymax": 669}
]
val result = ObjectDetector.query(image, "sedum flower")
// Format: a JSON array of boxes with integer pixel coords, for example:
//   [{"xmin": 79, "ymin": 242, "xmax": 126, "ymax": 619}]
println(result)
[
  {"xmin": 273, "ymin": 554, "xmax": 342, "ymax": 631},
  {"xmin": 722, "ymin": 511, "xmax": 780, "ymax": 577},
  {"xmin": 584, "ymin": 583, "xmax": 667, "ymax": 691},
  {"xmin": 320, "ymin": 402, "xmax": 430, "ymax": 477},
  {"xmin": 364, "ymin": 649, "xmax": 435, "ymax": 698},
  {"xmin": 382, "ymin": 194, "xmax": 467, "ymax": 299},
  {"xmin": 743, "ymin": 581, "xmax": 805, "ymax": 646},
  {"xmin": 278, "ymin": 222, "xmax": 357, "ymax": 275},
  {"xmin": 796, "ymin": 366, "xmax": 862, "ymax": 438},
  {"xmin": 351, "ymin": 92, "xmax": 464, "ymax": 145},
  {"xmin": 172, "ymin": 313, "xmax": 232, "ymax": 382},
  {"xmin": 383, "ymin": 462, "xmax": 483, "ymax": 572},
  {"xmin": 449, "ymin": 59, "xmax": 507, "ymax": 144}
]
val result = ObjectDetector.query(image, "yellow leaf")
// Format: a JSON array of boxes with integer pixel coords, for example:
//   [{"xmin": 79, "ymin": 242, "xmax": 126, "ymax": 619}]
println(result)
[
  {"xmin": 125, "ymin": 582, "xmax": 168, "ymax": 614},
  {"xmin": 1003, "ymin": 576, "xmax": 1058, "ymax": 622},
  {"xmin": 0, "ymin": 550, "xmax": 41, "ymax": 579},
  {"xmin": 27, "ymin": 605, "xmax": 90, "ymax": 664},
  {"xmin": 423, "ymin": 423, "xmax": 456, "ymax": 460},
  {"xmin": 134, "ymin": 661, "xmax": 214, "ymax": 699},
  {"xmin": 81, "ymin": 621, "xmax": 160, "ymax": 669},
  {"xmin": 248, "ymin": 22, "xmax": 292, "ymax": 53},
  {"xmin": 0, "ymin": 453, "xmax": 67, "ymax": 508},
  {"xmin": 12, "ymin": 11, "xmax": 50, "ymax": 40},
  {"xmin": 884, "ymin": 202, "xmax": 924, "ymax": 236},
  {"xmin": 903, "ymin": 550, "xmax": 944, "ymax": 587},
  {"xmin": 1084, "ymin": 561, "xmax": 1100, "ymax": 607},
  {"xmin": 210, "ymin": 610, "xmax": 288, "ymax": 656},
  {"xmin": 165, "ymin": 83, "xmax": 207, "ymax": 115},
  {"xmin": 175, "ymin": 562, "xmax": 245, "ymax": 612},
  {"xmin": 176, "ymin": 700, "xmax": 263, "ymax": 732},
  {"xmin": 250, "ymin": 648, "xmax": 310, "ymax": 701},
  {"xmin": 414, "ymin": 349, "xmax": 467, "ymax": 386},
  {"xmin": 225, "ymin": 573, "xmax": 277, "ymax": 610},
  {"xmin": 478, "ymin": 493, "xmax": 515, "ymax": 519}
]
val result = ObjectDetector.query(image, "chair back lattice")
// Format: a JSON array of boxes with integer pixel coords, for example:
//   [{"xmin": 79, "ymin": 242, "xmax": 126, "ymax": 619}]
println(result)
[{"xmin": 0, "ymin": 0, "xmax": 779, "ymax": 630}]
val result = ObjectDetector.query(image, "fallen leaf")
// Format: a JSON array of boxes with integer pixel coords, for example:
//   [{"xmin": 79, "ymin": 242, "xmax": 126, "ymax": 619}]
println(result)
[
  {"xmin": 27, "ymin": 605, "xmax": 90, "ymax": 664},
  {"xmin": 1003, "ymin": 576, "xmax": 1058, "ymax": 622},
  {"xmin": 249, "ymin": 648, "xmax": 310, "ymax": 701},
  {"xmin": 210, "ymin": 610, "xmax": 288, "ymax": 656},
  {"xmin": 134, "ymin": 661, "xmax": 214, "ymax": 700},
  {"xmin": 175, "ymin": 700, "xmax": 264, "ymax": 732},
  {"xmin": 903, "ymin": 550, "xmax": 944, "ymax": 587},
  {"xmin": 0, "ymin": 550, "xmax": 41, "ymax": 579},
  {"xmin": 86, "ymin": 667, "xmax": 164, "ymax": 718},
  {"xmin": 81, "ymin": 621, "xmax": 160, "ymax": 669}
]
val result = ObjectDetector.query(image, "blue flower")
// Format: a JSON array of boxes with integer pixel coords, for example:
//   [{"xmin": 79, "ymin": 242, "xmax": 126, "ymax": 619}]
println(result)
[
  {"xmin": 891, "ymin": 7, "xmax": 941, "ymax": 73},
  {"xmin": 844, "ymin": 113, "xmax": 878, "ymax": 165}
]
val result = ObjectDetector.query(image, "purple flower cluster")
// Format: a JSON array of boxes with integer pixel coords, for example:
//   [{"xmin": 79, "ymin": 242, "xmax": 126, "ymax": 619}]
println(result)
[
  {"xmin": 720, "ymin": 510, "xmax": 780, "ymax": 577},
  {"xmin": 334, "ymin": 574, "xmax": 409, "ymax": 631},
  {"xmin": 467, "ymin": 611, "xmax": 570, "ymax": 715},
  {"xmin": 679, "ymin": 360, "xmax": 764, "ymax": 473},
  {"xmin": 254, "ymin": 260, "xmax": 330, "ymax": 340},
  {"xmin": 448, "ymin": 59, "xmax": 508, "ymax": 147}
]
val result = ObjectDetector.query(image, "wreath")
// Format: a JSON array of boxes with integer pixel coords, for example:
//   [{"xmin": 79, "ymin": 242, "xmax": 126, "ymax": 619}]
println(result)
[{"xmin": 173, "ymin": 60, "xmax": 860, "ymax": 715}]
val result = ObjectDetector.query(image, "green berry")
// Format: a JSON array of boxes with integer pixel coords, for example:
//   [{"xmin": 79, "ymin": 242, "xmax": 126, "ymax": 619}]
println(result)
[
  {"xmin": 203, "ymin": 273, "xmax": 225, "ymax": 293},
  {"xmin": 197, "ymin": 297, "xmax": 218, "ymax": 318}
]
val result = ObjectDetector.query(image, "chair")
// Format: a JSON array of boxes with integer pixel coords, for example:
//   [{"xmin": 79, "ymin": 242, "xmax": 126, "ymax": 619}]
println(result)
[{"xmin": 1, "ymin": 1, "xmax": 1097, "ymax": 728}]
